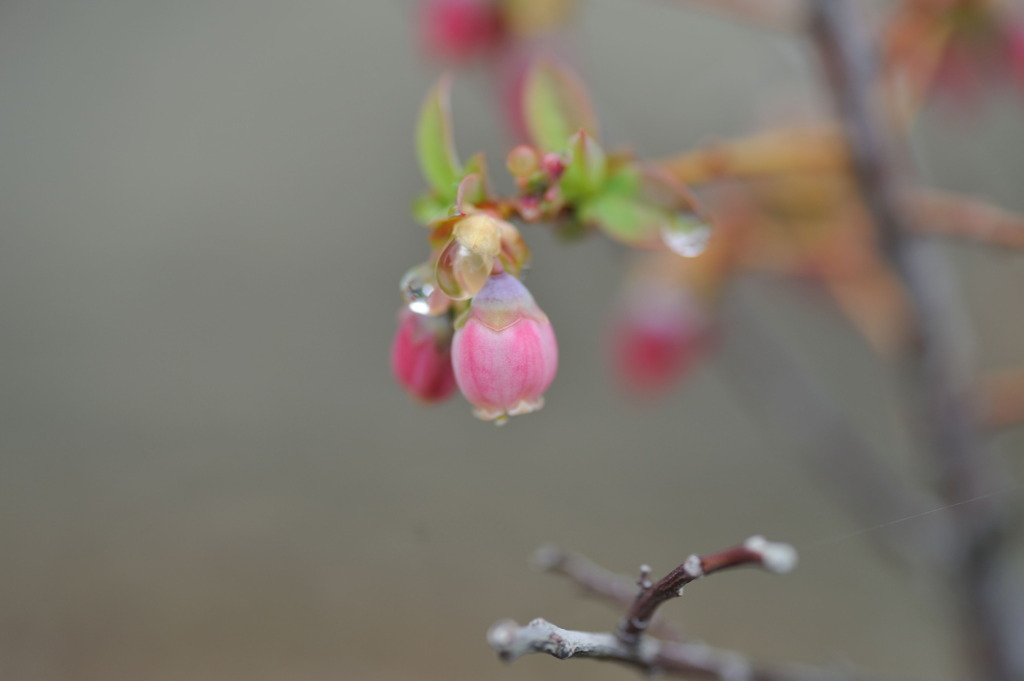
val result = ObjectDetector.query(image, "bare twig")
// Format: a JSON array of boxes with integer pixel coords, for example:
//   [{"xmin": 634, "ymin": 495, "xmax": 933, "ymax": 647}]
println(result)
[
  {"xmin": 533, "ymin": 544, "xmax": 686, "ymax": 640},
  {"xmin": 617, "ymin": 536, "xmax": 797, "ymax": 644},
  {"xmin": 656, "ymin": 132, "xmax": 1024, "ymax": 252},
  {"xmin": 491, "ymin": 539, "xmax": 889, "ymax": 681},
  {"xmin": 653, "ymin": 126, "xmax": 848, "ymax": 186},
  {"xmin": 533, "ymin": 543, "xmax": 638, "ymax": 609},
  {"xmin": 489, "ymin": 617, "xmax": 756, "ymax": 679},
  {"xmin": 909, "ymin": 189, "xmax": 1024, "ymax": 251},
  {"xmin": 807, "ymin": 2, "xmax": 1020, "ymax": 679}
]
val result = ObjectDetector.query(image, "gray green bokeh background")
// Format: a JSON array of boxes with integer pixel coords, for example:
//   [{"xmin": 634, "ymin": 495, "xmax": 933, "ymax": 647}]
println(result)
[{"xmin": 1, "ymin": 2, "xmax": 1022, "ymax": 680}]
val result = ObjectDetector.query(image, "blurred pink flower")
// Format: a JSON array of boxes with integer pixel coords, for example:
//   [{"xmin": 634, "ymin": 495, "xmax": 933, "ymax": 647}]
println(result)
[
  {"xmin": 391, "ymin": 308, "xmax": 458, "ymax": 403},
  {"xmin": 418, "ymin": 0, "xmax": 504, "ymax": 62},
  {"xmin": 609, "ymin": 283, "xmax": 711, "ymax": 397},
  {"xmin": 451, "ymin": 272, "xmax": 557, "ymax": 422},
  {"xmin": 931, "ymin": 6, "xmax": 1024, "ymax": 104}
]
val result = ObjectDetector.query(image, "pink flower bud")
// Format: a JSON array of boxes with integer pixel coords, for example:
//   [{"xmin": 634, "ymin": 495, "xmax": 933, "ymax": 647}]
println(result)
[
  {"xmin": 609, "ymin": 282, "xmax": 712, "ymax": 397},
  {"xmin": 451, "ymin": 272, "xmax": 558, "ymax": 422},
  {"xmin": 1008, "ymin": 20, "xmax": 1024, "ymax": 89},
  {"xmin": 540, "ymin": 152, "xmax": 566, "ymax": 179},
  {"xmin": 391, "ymin": 308, "xmax": 457, "ymax": 403}
]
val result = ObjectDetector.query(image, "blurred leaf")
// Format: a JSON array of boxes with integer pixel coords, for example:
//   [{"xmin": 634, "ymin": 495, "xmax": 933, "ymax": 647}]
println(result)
[
  {"xmin": 456, "ymin": 174, "xmax": 485, "ymax": 213},
  {"xmin": 552, "ymin": 216, "xmax": 590, "ymax": 242},
  {"xmin": 603, "ymin": 164, "xmax": 641, "ymax": 197},
  {"xmin": 427, "ymin": 215, "xmax": 461, "ymax": 250},
  {"xmin": 455, "ymin": 154, "xmax": 492, "ymax": 211},
  {"xmin": 522, "ymin": 58, "xmax": 598, "ymax": 152},
  {"xmin": 578, "ymin": 193, "xmax": 664, "ymax": 246},
  {"xmin": 416, "ymin": 75, "xmax": 462, "ymax": 195},
  {"xmin": 412, "ymin": 193, "xmax": 454, "ymax": 224},
  {"xmin": 560, "ymin": 129, "xmax": 607, "ymax": 201}
]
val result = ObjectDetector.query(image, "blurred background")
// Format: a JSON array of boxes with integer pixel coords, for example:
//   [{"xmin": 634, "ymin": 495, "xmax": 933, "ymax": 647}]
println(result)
[{"xmin": 1, "ymin": 1, "xmax": 1022, "ymax": 680}]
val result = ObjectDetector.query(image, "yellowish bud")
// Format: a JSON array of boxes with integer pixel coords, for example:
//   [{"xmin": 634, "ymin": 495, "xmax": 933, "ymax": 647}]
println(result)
[{"xmin": 454, "ymin": 213, "xmax": 502, "ymax": 257}]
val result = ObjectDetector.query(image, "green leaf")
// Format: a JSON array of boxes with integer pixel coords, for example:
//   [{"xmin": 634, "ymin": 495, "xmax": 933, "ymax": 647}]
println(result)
[
  {"xmin": 602, "ymin": 164, "xmax": 641, "ymax": 197},
  {"xmin": 560, "ymin": 130, "xmax": 607, "ymax": 202},
  {"xmin": 412, "ymin": 193, "xmax": 453, "ymax": 224},
  {"xmin": 455, "ymin": 174, "xmax": 485, "ymax": 213},
  {"xmin": 416, "ymin": 75, "xmax": 462, "ymax": 195},
  {"xmin": 456, "ymin": 153, "xmax": 490, "ymax": 210},
  {"xmin": 522, "ymin": 58, "xmax": 599, "ymax": 152},
  {"xmin": 578, "ymin": 194, "xmax": 665, "ymax": 246}
]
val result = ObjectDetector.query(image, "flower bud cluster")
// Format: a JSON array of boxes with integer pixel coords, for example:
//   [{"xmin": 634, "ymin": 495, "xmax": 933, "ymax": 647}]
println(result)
[
  {"xmin": 504, "ymin": 145, "xmax": 569, "ymax": 223},
  {"xmin": 393, "ymin": 212, "xmax": 557, "ymax": 423},
  {"xmin": 398, "ymin": 64, "xmax": 724, "ymax": 424}
]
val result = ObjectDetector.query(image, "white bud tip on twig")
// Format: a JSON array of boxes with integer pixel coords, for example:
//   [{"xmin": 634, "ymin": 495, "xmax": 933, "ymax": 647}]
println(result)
[
  {"xmin": 487, "ymin": 619, "xmax": 519, "ymax": 650},
  {"xmin": 744, "ymin": 535, "xmax": 798, "ymax": 574},
  {"xmin": 530, "ymin": 543, "xmax": 563, "ymax": 571},
  {"xmin": 683, "ymin": 554, "xmax": 704, "ymax": 578}
]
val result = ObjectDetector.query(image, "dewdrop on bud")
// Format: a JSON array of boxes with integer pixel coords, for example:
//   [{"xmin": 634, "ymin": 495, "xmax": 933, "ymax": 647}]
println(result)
[
  {"xmin": 451, "ymin": 272, "xmax": 558, "ymax": 423},
  {"xmin": 435, "ymin": 213, "xmax": 503, "ymax": 300},
  {"xmin": 661, "ymin": 214, "xmax": 711, "ymax": 258},
  {"xmin": 400, "ymin": 262, "xmax": 451, "ymax": 316}
]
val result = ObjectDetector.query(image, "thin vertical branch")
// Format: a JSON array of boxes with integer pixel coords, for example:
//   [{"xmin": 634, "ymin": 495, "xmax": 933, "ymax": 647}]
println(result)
[{"xmin": 807, "ymin": 2, "xmax": 1019, "ymax": 679}]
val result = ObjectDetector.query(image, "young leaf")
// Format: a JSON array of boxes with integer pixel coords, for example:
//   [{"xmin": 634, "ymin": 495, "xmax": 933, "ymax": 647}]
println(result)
[
  {"xmin": 416, "ymin": 75, "xmax": 462, "ymax": 194},
  {"xmin": 560, "ymin": 129, "xmax": 607, "ymax": 201},
  {"xmin": 455, "ymin": 153, "xmax": 492, "ymax": 211},
  {"xmin": 413, "ymin": 193, "xmax": 454, "ymax": 224},
  {"xmin": 578, "ymin": 194, "xmax": 665, "ymax": 247},
  {"xmin": 456, "ymin": 174, "xmax": 485, "ymax": 213},
  {"xmin": 522, "ymin": 58, "xmax": 599, "ymax": 152}
]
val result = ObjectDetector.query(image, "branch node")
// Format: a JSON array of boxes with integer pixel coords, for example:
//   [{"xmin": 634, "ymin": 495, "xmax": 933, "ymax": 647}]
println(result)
[{"xmin": 630, "ymin": 616, "xmax": 650, "ymax": 632}]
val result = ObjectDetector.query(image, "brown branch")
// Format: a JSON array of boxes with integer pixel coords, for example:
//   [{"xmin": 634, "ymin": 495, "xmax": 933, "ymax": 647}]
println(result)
[
  {"xmin": 656, "ymin": 133, "xmax": 1024, "ymax": 252},
  {"xmin": 533, "ymin": 544, "xmax": 686, "ymax": 640},
  {"xmin": 652, "ymin": 126, "xmax": 848, "ymax": 187},
  {"xmin": 617, "ymin": 536, "xmax": 797, "ymax": 644},
  {"xmin": 807, "ymin": 2, "xmax": 1020, "ymax": 679},
  {"xmin": 908, "ymin": 189, "xmax": 1024, "ymax": 251}
]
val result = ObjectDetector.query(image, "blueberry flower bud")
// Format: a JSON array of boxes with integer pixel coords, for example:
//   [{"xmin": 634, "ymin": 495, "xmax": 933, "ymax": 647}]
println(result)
[
  {"xmin": 391, "ymin": 308, "xmax": 457, "ymax": 403},
  {"xmin": 435, "ymin": 213, "xmax": 503, "ymax": 300},
  {"xmin": 610, "ymin": 278, "xmax": 711, "ymax": 397},
  {"xmin": 451, "ymin": 272, "xmax": 558, "ymax": 423},
  {"xmin": 418, "ymin": 0, "xmax": 504, "ymax": 63}
]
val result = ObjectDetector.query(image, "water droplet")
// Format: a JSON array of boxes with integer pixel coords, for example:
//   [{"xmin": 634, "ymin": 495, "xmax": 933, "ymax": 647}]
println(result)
[
  {"xmin": 454, "ymin": 245, "xmax": 493, "ymax": 298},
  {"xmin": 400, "ymin": 263, "xmax": 449, "ymax": 315},
  {"xmin": 661, "ymin": 220, "xmax": 711, "ymax": 258}
]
